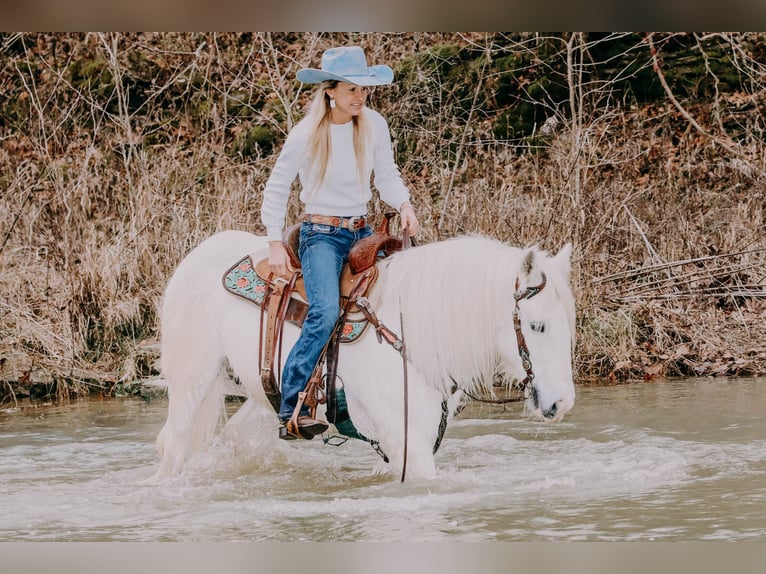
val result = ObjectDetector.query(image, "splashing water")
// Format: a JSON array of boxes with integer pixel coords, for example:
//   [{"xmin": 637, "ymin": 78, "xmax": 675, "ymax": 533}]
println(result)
[{"xmin": 1, "ymin": 378, "xmax": 765, "ymax": 541}]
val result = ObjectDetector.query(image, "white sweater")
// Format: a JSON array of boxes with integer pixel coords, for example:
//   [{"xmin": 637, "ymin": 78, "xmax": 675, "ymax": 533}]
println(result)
[{"xmin": 260, "ymin": 108, "xmax": 411, "ymax": 241}]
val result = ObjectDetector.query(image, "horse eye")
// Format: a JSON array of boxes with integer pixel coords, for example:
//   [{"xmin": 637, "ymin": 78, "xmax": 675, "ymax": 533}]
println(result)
[{"xmin": 530, "ymin": 321, "xmax": 546, "ymax": 333}]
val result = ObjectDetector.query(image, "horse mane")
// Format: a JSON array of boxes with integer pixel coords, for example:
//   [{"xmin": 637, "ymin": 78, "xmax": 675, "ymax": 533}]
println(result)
[
  {"xmin": 375, "ymin": 235, "xmax": 575, "ymax": 397},
  {"xmin": 375, "ymin": 235, "xmax": 522, "ymax": 396}
]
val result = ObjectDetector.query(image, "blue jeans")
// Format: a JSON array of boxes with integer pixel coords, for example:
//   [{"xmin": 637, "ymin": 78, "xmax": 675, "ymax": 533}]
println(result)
[{"xmin": 278, "ymin": 221, "xmax": 372, "ymax": 421}]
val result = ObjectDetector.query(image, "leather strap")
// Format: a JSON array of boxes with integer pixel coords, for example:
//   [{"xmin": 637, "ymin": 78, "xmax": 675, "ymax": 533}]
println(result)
[
  {"xmin": 355, "ymin": 297, "xmax": 404, "ymax": 351},
  {"xmin": 259, "ymin": 274, "xmax": 289, "ymax": 413},
  {"xmin": 399, "ymin": 308, "xmax": 409, "ymax": 483},
  {"xmin": 276, "ymin": 272, "xmax": 300, "ymax": 385},
  {"xmin": 303, "ymin": 213, "xmax": 368, "ymax": 230},
  {"xmin": 399, "ymin": 223, "xmax": 411, "ymax": 483}
]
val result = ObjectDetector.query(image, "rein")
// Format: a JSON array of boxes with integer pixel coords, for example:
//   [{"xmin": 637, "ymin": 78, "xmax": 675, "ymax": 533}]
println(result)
[
  {"xmin": 399, "ymin": 226, "xmax": 411, "ymax": 483},
  {"xmin": 462, "ymin": 272, "xmax": 547, "ymax": 405},
  {"xmin": 355, "ymin": 225, "xmax": 413, "ymax": 482}
]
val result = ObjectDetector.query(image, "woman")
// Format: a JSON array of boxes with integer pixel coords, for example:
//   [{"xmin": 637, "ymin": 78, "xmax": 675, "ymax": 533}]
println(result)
[{"xmin": 260, "ymin": 46, "xmax": 420, "ymax": 440}]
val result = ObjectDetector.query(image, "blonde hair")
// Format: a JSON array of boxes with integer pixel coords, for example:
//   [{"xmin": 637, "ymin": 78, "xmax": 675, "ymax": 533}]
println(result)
[{"xmin": 304, "ymin": 81, "xmax": 372, "ymax": 196}]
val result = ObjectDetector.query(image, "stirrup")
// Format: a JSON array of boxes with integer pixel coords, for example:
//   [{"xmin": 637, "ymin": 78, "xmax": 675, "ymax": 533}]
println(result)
[
  {"xmin": 286, "ymin": 416, "xmax": 328, "ymax": 440},
  {"xmin": 278, "ymin": 424, "xmax": 299, "ymax": 441}
]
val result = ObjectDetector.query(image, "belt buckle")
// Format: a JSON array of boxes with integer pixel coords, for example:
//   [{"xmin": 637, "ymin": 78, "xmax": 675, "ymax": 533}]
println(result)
[{"xmin": 347, "ymin": 216, "xmax": 364, "ymax": 229}]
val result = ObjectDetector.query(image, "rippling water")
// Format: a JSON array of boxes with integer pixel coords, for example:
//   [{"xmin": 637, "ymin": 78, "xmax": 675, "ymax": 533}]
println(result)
[{"xmin": 1, "ymin": 377, "xmax": 764, "ymax": 541}]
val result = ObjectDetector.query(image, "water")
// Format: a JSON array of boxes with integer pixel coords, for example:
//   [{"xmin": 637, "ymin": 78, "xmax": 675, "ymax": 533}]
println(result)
[{"xmin": 1, "ymin": 377, "xmax": 765, "ymax": 542}]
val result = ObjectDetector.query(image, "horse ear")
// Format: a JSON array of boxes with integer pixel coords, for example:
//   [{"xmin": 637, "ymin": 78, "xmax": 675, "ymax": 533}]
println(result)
[
  {"xmin": 522, "ymin": 247, "xmax": 536, "ymax": 277},
  {"xmin": 552, "ymin": 243, "xmax": 573, "ymax": 276},
  {"xmin": 521, "ymin": 246, "xmax": 546, "ymax": 285}
]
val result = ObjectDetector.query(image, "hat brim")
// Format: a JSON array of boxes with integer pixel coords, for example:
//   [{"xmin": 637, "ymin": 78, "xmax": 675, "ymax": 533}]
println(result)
[{"xmin": 296, "ymin": 65, "xmax": 394, "ymax": 86}]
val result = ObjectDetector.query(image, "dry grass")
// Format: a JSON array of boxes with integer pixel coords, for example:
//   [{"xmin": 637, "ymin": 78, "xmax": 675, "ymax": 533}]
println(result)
[{"xmin": 2, "ymin": 32, "xmax": 766, "ymax": 402}]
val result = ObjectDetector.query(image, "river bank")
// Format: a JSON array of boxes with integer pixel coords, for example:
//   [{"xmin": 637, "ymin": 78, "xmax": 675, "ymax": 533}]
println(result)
[{"xmin": 3, "ymin": 301, "xmax": 766, "ymax": 406}]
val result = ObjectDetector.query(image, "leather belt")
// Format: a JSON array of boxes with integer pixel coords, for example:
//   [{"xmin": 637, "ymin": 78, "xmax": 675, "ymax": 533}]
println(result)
[{"xmin": 303, "ymin": 214, "xmax": 368, "ymax": 230}]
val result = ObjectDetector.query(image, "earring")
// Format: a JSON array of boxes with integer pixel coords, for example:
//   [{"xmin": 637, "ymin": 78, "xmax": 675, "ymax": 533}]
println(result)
[{"xmin": 329, "ymin": 98, "xmax": 336, "ymax": 109}]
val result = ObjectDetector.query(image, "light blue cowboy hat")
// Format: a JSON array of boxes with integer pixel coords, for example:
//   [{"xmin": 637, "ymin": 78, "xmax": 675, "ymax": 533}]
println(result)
[{"xmin": 296, "ymin": 46, "xmax": 393, "ymax": 86}]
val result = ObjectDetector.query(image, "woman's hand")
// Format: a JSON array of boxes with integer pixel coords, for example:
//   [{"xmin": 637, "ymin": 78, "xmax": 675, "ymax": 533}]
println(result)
[
  {"xmin": 267, "ymin": 241, "xmax": 294, "ymax": 277},
  {"xmin": 399, "ymin": 202, "xmax": 420, "ymax": 236}
]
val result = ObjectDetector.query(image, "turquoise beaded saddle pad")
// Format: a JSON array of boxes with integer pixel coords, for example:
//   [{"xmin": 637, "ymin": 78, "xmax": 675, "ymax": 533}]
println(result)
[{"xmin": 222, "ymin": 255, "xmax": 370, "ymax": 343}]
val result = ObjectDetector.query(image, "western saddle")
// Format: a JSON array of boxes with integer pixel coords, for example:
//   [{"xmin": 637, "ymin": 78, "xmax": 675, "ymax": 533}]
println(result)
[{"xmin": 255, "ymin": 213, "xmax": 405, "ymax": 434}]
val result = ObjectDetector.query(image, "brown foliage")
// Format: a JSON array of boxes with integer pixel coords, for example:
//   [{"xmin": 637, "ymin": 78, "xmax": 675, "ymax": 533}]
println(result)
[{"xmin": 1, "ymin": 32, "xmax": 765, "ymax": 401}]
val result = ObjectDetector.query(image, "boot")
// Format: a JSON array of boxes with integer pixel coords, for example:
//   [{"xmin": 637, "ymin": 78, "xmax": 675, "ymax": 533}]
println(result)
[{"xmin": 278, "ymin": 415, "xmax": 329, "ymax": 440}]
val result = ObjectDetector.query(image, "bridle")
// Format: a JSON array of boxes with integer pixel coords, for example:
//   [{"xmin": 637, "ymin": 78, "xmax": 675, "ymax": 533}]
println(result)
[
  {"xmin": 463, "ymin": 272, "xmax": 547, "ymax": 405},
  {"xmin": 512, "ymin": 272, "xmax": 547, "ymax": 400}
]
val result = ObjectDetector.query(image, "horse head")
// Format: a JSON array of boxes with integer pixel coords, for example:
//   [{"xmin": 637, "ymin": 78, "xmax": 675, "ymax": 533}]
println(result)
[
  {"xmin": 375, "ymin": 235, "xmax": 576, "ymax": 424},
  {"xmin": 496, "ymin": 244, "xmax": 576, "ymax": 422}
]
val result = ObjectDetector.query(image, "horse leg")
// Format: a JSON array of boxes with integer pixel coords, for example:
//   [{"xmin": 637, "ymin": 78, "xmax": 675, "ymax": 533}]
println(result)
[
  {"xmin": 341, "ymin": 342, "xmax": 443, "ymax": 480},
  {"xmin": 154, "ymin": 284, "xmax": 229, "ymax": 477},
  {"xmin": 219, "ymin": 346, "xmax": 279, "ymax": 436},
  {"xmin": 375, "ymin": 385, "xmax": 443, "ymax": 480},
  {"xmin": 155, "ymin": 297, "xmax": 281, "ymax": 477},
  {"xmin": 393, "ymin": 381, "xmax": 444, "ymax": 480},
  {"xmin": 155, "ymin": 351, "xmax": 225, "ymax": 477}
]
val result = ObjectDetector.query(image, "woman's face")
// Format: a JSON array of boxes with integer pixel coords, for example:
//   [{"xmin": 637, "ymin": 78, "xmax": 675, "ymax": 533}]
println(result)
[{"xmin": 327, "ymin": 82, "xmax": 369, "ymax": 123}]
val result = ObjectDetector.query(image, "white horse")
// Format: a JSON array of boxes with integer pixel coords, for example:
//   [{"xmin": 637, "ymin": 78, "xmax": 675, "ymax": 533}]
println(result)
[{"xmin": 154, "ymin": 230, "xmax": 576, "ymax": 480}]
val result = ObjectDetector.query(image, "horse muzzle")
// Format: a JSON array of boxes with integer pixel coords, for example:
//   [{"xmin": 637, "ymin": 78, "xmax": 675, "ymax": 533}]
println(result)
[{"xmin": 528, "ymin": 393, "xmax": 574, "ymax": 422}]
